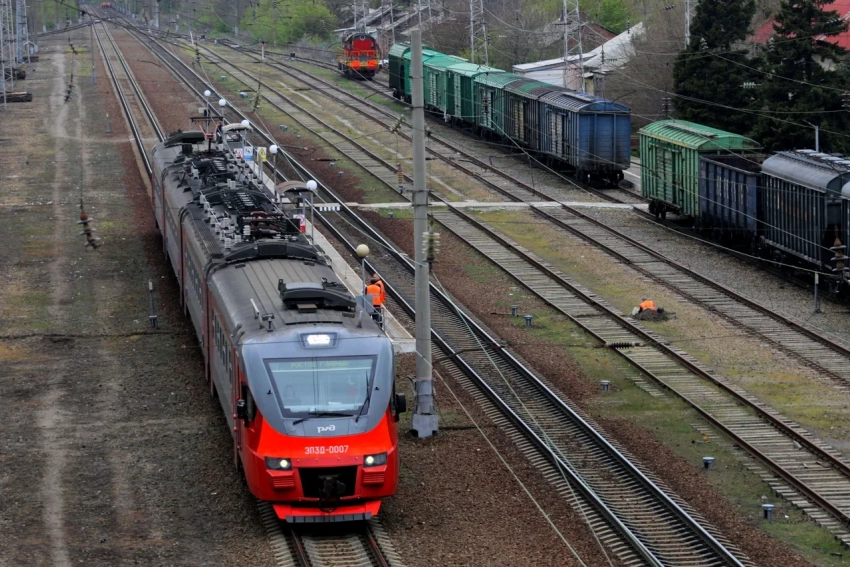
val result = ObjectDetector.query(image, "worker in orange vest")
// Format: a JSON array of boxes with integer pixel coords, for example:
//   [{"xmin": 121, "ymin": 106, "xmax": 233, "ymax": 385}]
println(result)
[
  {"xmin": 638, "ymin": 297, "xmax": 656, "ymax": 312},
  {"xmin": 372, "ymin": 272, "xmax": 386, "ymax": 305},
  {"xmin": 366, "ymin": 277, "xmax": 384, "ymax": 325}
]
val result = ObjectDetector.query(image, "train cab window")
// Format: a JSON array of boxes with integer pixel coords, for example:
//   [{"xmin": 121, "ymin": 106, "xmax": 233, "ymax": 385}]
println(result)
[{"xmin": 264, "ymin": 356, "xmax": 376, "ymax": 417}]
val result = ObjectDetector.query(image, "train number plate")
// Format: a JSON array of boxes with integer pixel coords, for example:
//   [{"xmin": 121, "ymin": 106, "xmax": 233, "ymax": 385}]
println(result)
[{"xmin": 305, "ymin": 445, "xmax": 349, "ymax": 456}]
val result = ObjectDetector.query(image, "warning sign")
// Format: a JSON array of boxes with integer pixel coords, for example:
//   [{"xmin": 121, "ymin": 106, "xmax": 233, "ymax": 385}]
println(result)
[
  {"xmin": 257, "ymin": 147, "xmax": 267, "ymax": 163},
  {"xmin": 233, "ymin": 148, "xmax": 244, "ymax": 160},
  {"xmin": 243, "ymin": 146, "xmax": 254, "ymax": 162}
]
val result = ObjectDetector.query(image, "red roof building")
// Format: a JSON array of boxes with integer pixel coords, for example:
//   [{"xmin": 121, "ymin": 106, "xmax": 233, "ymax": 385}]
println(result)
[{"xmin": 751, "ymin": 0, "xmax": 850, "ymax": 48}]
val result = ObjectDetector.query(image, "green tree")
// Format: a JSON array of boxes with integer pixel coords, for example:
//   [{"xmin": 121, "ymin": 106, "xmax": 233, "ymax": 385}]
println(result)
[
  {"xmin": 750, "ymin": 0, "xmax": 850, "ymax": 152},
  {"xmin": 582, "ymin": 0, "xmax": 632, "ymax": 33},
  {"xmin": 673, "ymin": 0, "xmax": 758, "ymax": 134}
]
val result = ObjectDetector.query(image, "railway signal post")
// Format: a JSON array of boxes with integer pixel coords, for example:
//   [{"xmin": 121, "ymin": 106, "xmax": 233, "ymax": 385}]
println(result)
[{"xmin": 410, "ymin": 30, "xmax": 438, "ymax": 438}]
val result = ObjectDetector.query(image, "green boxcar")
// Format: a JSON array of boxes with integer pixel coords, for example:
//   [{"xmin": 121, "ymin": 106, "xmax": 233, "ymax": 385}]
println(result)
[
  {"xmin": 423, "ymin": 54, "xmax": 465, "ymax": 115},
  {"xmin": 639, "ymin": 120, "xmax": 760, "ymax": 218},
  {"xmin": 444, "ymin": 62, "xmax": 502, "ymax": 124},
  {"xmin": 473, "ymin": 72, "xmax": 526, "ymax": 137},
  {"xmin": 388, "ymin": 43, "xmax": 410, "ymax": 97},
  {"xmin": 400, "ymin": 47, "xmax": 441, "ymax": 101}
]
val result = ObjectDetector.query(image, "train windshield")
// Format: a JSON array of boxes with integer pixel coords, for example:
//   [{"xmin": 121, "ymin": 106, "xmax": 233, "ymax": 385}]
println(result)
[{"xmin": 264, "ymin": 356, "xmax": 376, "ymax": 417}]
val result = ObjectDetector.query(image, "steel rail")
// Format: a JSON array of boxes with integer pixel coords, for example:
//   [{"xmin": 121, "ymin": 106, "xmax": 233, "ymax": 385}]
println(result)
[
  {"xmin": 90, "ymin": 21, "xmax": 154, "ymax": 175},
  {"xmin": 99, "ymin": 23, "xmax": 164, "ymax": 141}
]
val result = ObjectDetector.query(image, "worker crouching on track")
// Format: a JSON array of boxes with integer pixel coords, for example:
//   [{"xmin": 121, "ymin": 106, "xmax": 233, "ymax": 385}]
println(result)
[
  {"xmin": 366, "ymin": 277, "xmax": 385, "ymax": 326},
  {"xmin": 633, "ymin": 297, "xmax": 668, "ymax": 321}
]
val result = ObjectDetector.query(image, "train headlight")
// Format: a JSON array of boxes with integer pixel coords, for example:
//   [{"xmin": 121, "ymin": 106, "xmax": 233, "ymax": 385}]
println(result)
[
  {"xmin": 265, "ymin": 457, "xmax": 292, "ymax": 470},
  {"xmin": 363, "ymin": 452, "xmax": 387, "ymax": 467}
]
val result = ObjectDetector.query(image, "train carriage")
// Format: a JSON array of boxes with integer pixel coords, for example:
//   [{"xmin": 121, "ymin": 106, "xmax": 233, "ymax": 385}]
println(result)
[
  {"xmin": 398, "ymin": 46, "xmax": 441, "ymax": 102},
  {"xmin": 423, "ymin": 54, "xmax": 465, "ymax": 115},
  {"xmin": 503, "ymin": 79, "xmax": 558, "ymax": 149},
  {"xmin": 387, "ymin": 43, "xmax": 410, "ymax": 98},
  {"xmin": 760, "ymin": 151, "xmax": 850, "ymax": 269},
  {"xmin": 151, "ymin": 126, "xmax": 405, "ymax": 522},
  {"xmin": 640, "ymin": 120, "xmax": 761, "ymax": 220},
  {"xmin": 539, "ymin": 90, "xmax": 631, "ymax": 181},
  {"xmin": 698, "ymin": 155, "xmax": 763, "ymax": 245},
  {"xmin": 443, "ymin": 62, "xmax": 503, "ymax": 125},
  {"xmin": 474, "ymin": 72, "xmax": 525, "ymax": 137}
]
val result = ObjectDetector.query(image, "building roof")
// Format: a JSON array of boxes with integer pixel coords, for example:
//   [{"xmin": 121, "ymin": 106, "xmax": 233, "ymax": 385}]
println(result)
[
  {"xmin": 640, "ymin": 120, "xmax": 761, "ymax": 151},
  {"xmin": 511, "ymin": 22, "xmax": 644, "ymax": 86},
  {"xmin": 751, "ymin": 1, "xmax": 850, "ymax": 48},
  {"xmin": 583, "ymin": 22, "xmax": 645, "ymax": 71}
]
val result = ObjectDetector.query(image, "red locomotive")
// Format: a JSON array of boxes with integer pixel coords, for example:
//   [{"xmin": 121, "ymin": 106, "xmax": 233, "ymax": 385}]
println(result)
[
  {"xmin": 150, "ymin": 120, "xmax": 406, "ymax": 522},
  {"xmin": 337, "ymin": 32, "xmax": 380, "ymax": 79}
]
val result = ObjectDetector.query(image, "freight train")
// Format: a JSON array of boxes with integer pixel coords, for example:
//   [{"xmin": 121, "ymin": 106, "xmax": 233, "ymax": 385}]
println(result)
[
  {"xmin": 641, "ymin": 119, "xmax": 850, "ymax": 289},
  {"xmin": 150, "ymin": 119, "xmax": 406, "ymax": 522},
  {"xmin": 388, "ymin": 43, "xmax": 631, "ymax": 185},
  {"xmin": 337, "ymin": 31, "xmax": 380, "ymax": 79}
]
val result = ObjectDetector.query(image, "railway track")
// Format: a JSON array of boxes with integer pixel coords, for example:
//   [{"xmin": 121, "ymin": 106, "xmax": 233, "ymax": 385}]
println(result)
[
  {"xmin": 259, "ymin": 503, "xmax": 401, "ymax": 567},
  {"xmin": 157, "ymin": 38, "xmax": 850, "ymax": 545},
  {"xmin": 91, "ymin": 19, "xmax": 163, "ymax": 174},
  {"xmin": 111, "ymin": 26, "xmax": 761, "ymax": 565}
]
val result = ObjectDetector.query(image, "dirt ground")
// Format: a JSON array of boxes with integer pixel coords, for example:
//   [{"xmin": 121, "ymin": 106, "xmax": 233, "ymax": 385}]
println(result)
[{"xmin": 0, "ymin": 30, "xmax": 273, "ymax": 566}]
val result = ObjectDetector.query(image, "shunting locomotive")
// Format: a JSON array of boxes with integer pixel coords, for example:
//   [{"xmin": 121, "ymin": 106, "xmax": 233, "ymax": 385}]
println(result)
[
  {"xmin": 150, "ymin": 115, "xmax": 405, "ymax": 522},
  {"xmin": 337, "ymin": 31, "xmax": 380, "ymax": 79}
]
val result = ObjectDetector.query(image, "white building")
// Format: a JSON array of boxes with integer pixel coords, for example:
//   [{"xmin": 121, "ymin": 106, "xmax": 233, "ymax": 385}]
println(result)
[{"xmin": 512, "ymin": 22, "xmax": 644, "ymax": 95}]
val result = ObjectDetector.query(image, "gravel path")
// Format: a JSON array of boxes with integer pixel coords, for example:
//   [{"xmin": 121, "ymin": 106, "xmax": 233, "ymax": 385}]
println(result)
[{"xmin": 0, "ymin": 29, "xmax": 274, "ymax": 567}]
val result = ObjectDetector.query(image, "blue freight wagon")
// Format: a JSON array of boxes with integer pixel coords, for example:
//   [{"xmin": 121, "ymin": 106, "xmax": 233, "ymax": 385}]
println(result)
[
  {"xmin": 539, "ymin": 90, "xmax": 631, "ymax": 182},
  {"xmin": 698, "ymin": 155, "xmax": 763, "ymax": 246}
]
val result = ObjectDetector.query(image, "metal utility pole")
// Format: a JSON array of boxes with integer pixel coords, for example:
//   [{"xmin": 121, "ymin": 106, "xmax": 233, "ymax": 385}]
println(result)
[
  {"xmin": 15, "ymin": 0, "xmax": 29, "ymax": 64},
  {"xmin": 804, "ymin": 120, "xmax": 820, "ymax": 152},
  {"xmin": 469, "ymin": 0, "xmax": 487, "ymax": 65},
  {"xmin": 562, "ymin": 0, "xmax": 583, "ymax": 90},
  {"xmin": 410, "ymin": 30, "xmax": 438, "ymax": 439}
]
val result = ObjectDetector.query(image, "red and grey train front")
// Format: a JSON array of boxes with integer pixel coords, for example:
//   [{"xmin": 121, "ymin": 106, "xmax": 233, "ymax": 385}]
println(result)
[{"xmin": 237, "ymin": 326, "xmax": 404, "ymax": 522}]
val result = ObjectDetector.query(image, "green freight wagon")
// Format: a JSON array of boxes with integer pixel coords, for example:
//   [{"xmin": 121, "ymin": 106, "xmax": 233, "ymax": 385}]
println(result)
[
  {"xmin": 399, "ymin": 47, "xmax": 441, "ymax": 102},
  {"xmin": 473, "ymin": 72, "xmax": 526, "ymax": 138},
  {"xmin": 388, "ymin": 43, "xmax": 410, "ymax": 98},
  {"xmin": 444, "ymin": 62, "xmax": 503, "ymax": 125},
  {"xmin": 423, "ymin": 54, "xmax": 466, "ymax": 115},
  {"xmin": 639, "ymin": 120, "xmax": 760, "ymax": 220}
]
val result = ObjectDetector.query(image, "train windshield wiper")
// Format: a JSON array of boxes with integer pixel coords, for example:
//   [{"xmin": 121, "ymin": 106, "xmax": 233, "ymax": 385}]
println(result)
[{"xmin": 292, "ymin": 411, "xmax": 353, "ymax": 425}]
